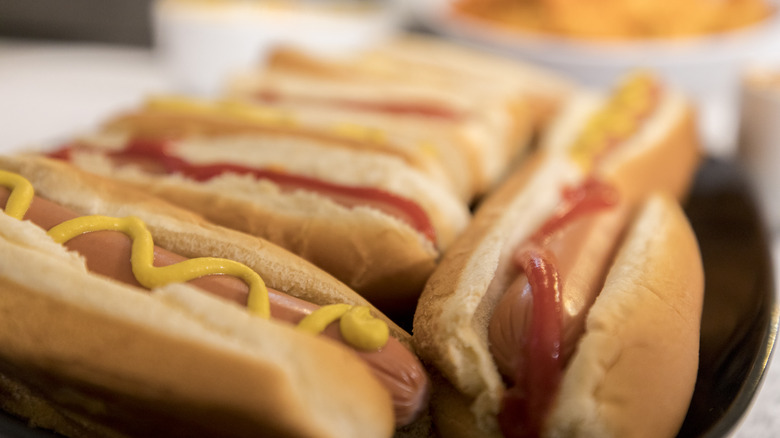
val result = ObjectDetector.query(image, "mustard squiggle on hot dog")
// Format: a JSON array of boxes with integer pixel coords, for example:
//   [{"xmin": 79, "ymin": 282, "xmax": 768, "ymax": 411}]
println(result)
[
  {"xmin": 47, "ymin": 215, "xmax": 272, "ymax": 318},
  {"xmin": 0, "ymin": 170, "xmax": 34, "ymax": 220},
  {"xmin": 298, "ymin": 303, "xmax": 390, "ymax": 351},
  {"xmin": 0, "ymin": 169, "xmax": 389, "ymax": 351}
]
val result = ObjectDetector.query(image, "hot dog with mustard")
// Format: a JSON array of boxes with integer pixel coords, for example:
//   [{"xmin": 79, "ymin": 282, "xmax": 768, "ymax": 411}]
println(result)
[{"xmin": 0, "ymin": 154, "xmax": 430, "ymax": 438}]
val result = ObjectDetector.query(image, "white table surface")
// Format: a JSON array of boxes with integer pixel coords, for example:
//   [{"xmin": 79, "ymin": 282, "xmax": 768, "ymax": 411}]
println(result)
[{"xmin": 0, "ymin": 38, "xmax": 778, "ymax": 437}]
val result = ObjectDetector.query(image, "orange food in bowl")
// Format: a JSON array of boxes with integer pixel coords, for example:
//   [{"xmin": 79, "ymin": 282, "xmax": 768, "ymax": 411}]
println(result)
[{"xmin": 453, "ymin": 0, "xmax": 774, "ymax": 40}]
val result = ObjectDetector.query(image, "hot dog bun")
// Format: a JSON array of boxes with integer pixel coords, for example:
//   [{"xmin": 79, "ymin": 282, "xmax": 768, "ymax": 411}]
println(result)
[
  {"xmin": 412, "ymin": 73, "xmax": 704, "ymax": 436},
  {"xmin": 40, "ymin": 100, "xmax": 471, "ymax": 318},
  {"xmin": 0, "ymin": 154, "xmax": 425, "ymax": 438},
  {"xmin": 227, "ymin": 34, "xmax": 575, "ymax": 197},
  {"xmin": 105, "ymin": 97, "xmax": 469, "ymax": 201},
  {"xmin": 0, "ymin": 228, "xmax": 394, "ymax": 438},
  {"xmin": 417, "ymin": 193, "xmax": 704, "ymax": 438},
  {"xmin": 357, "ymin": 33, "xmax": 574, "ymax": 130}
]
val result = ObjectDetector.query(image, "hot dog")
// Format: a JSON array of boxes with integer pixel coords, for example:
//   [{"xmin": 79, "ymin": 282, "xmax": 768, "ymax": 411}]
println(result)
[
  {"xmin": 39, "ymin": 97, "xmax": 471, "ymax": 320},
  {"xmin": 227, "ymin": 34, "xmax": 575, "ymax": 198},
  {"xmin": 412, "ymin": 72, "xmax": 704, "ymax": 437},
  {"xmin": 105, "ymin": 95, "xmax": 466, "ymax": 201},
  {"xmin": 0, "ymin": 155, "xmax": 430, "ymax": 437}
]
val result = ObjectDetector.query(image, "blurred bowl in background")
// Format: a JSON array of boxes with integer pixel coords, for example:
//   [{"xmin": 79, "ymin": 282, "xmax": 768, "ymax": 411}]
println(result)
[
  {"xmin": 153, "ymin": 0, "xmax": 404, "ymax": 97},
  {"xmin": 409, "ymin": 0, "xmax": 780, "ymax": 157}
]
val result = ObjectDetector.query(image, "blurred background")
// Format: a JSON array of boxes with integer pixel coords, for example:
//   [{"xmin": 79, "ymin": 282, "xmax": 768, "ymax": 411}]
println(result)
[{"xmin": 0, "ymin": 0, "xmax": 154, "ymax": 45}]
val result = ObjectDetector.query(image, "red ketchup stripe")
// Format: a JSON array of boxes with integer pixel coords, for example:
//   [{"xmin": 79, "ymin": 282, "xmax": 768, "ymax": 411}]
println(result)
[
  {"xmin": 255, "ymin": 90, "xmax": 463, "ymax": 120},
  {"xmin": 496, "ymin": 78, "xmax": 658, "ymax": 435},
  {"xmin": 497, "ymin": 178, "xmax": 619, "ymax": 437},
  {"xmin": 47, "ymin": 146, "xmax": 73, "ymax": 161},
  {"xmin": 498, "ymin": 248, "xmax": 563, "ymax": 438},
  {"xmin": 328, "ymin": 100, "xmax": 462, "ymax": 120},
  {"xmin": 47, "ymin": 138, "xmax": 437, "ymax": 245},
  {"xmin": 531, "ymin": 178, "xmax": 620, "ymax": 245}
]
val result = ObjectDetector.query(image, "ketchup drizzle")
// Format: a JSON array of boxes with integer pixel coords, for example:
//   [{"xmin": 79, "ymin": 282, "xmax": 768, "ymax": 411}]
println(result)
[
  {"xmin": 255, "ymin": 90, "xmax": 462, "ymax": 120},
  {"xmin": 498, "ymin": 248, "xmax": 563, "ymax": 438},
  {"xmin": 48, "ymin": 138, "xmax": 437, "ymax": 244},
  {"xmin": 531, "ymin": 178, "xmax": 620, "ymax": 245},
  {"xmin": 498, "ymin": 178, "xmax": 618, "ymax": 438}
]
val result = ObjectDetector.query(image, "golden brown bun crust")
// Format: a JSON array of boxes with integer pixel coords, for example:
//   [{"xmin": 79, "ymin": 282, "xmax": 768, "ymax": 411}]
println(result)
[
  {"xmin": 545, "ymin": 193, "xmax": 704, "ymax": 438},
  {"xmin": 603, "ymin": 102, "xmax": 701, "ymax": 204},
  {"xmin": 0, "ymin": 212, "xmax": 395, "ymax": 438}
]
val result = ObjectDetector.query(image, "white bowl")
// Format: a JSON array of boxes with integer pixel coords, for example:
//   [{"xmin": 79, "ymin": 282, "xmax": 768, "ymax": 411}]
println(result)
[
  {"xmin": 153, "ymin": 0, "xmax": 404, "ymax": 97},
  {"xmin": 411, "ymin": 0, "xmax": 780, "ymax": 157}
]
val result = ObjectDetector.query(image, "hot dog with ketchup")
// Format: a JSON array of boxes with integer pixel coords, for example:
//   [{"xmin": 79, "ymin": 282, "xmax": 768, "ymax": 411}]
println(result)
[
  {"xmin": 42, "ymin": 96, "xmax": 471, "ymax": 321},
  {"xmin": 0, "ymin": 155, "xmax": 430, "ymax": 438},
  {"xmin": 412, "ymin": 72, "xmax": 704, "ymax": 437},
  {"xmin": 227, "ymin": 34, "xmax": 575, "ymax": 198}
]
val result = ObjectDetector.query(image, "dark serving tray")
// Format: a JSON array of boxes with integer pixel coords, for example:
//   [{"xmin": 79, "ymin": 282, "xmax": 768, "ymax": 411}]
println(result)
[
  {"xmin": 679, "ymin": 158, "xmax": 778, "ymax": 437},
  {"xmin": 0, "ymin": 157, "xmax": 777, "ymax": 437}
]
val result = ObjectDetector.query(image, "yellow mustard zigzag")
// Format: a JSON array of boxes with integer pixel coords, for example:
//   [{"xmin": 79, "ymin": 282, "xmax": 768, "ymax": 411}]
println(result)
[
  {"xmin": 0, "ymin": 169, "xmax": 387, "ymax": 351},
  {"xmin": 570, "ymin": 72, "xmax": 657, "ymax": 172},
  {"xmin": 47, "ymin": 215, "xmax": 272, "ymax": 318}
]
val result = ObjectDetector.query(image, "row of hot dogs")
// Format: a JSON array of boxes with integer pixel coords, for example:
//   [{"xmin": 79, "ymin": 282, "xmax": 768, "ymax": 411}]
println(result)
[{"xmin": 0, "ymin": 34, "xmax": 703, "ymax": 438}]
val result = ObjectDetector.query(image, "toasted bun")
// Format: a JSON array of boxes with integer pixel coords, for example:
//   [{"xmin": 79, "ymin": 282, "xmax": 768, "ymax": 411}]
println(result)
[
  {"xmin": 0, "ymin": 213, "xmax": 394, "ymax": 438},
  {"xmin": 48, "ymin": 128, "xmax": 471, "ymax": 315},
  {"xmin": 0, "ymin": 155, "xmax": 408, "ymax": 437},
  {"xmin": 105, "ymin": 108, "xmax": 466, "ymax": 201},
  {"xmin": 421, "ymin": 194, "xmax": 703, "ymax": 438}
]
